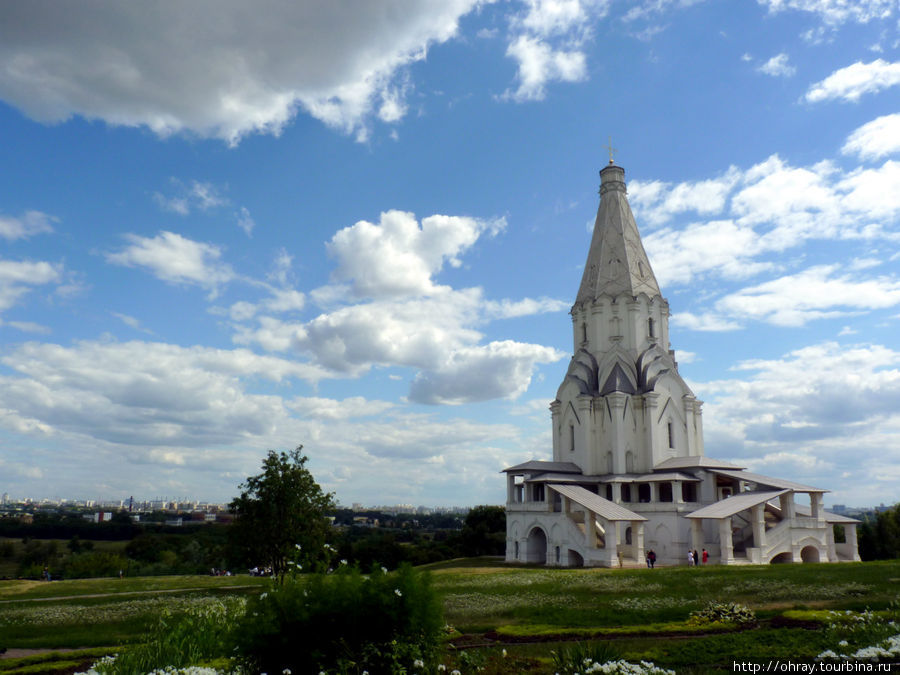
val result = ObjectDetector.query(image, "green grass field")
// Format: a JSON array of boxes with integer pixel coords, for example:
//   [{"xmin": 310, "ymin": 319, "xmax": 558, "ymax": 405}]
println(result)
[{"xmin": 0, "ymin": 560, "xmax": 898, "ymax": 674}]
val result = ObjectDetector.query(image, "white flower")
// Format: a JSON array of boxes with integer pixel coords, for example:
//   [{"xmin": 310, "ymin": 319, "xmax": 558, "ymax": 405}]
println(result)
[
  {"xmin": 502, "ymin": 649, "xmax": 507, "ymax": 658},
  {"xmin": 283, "ymin": 670, "xmax": 291, "ymax": 674},
  {"xmin": 451, "ymin": 670, "xmax": 461, "ymax": 675},
  {"xmin": 381, "ymin": 566, "xmax": 388, "ymax": 574},
  {"xmin": 394, "ymin": 589, "xmax": 402, "ymax": 597},
  {"xmin": 414, "ymin": 659, "xmax": 425, "ymax": 668},
  {"xmin": 437, "ymin": 666, "xmax": 446, "ymax": 672},
  {"xmin": 259, "ymin": 592, "xmax": 267, "ymax": 599},
  {"xmin": 340, "ymin": 559, "xmax": 348, "ymax": 565},
  {"xmin": 295, "ymin": 543, "xmax": 302, "ymax": 550}
]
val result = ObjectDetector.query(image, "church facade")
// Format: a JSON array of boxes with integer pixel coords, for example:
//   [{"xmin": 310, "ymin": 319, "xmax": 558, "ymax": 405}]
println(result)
[{"xmin": 504, "ymin": 162, "xmax": 860, "ymax": 567}]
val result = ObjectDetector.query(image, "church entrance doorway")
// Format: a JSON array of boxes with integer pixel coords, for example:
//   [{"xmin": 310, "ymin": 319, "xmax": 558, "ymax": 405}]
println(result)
[{"xmin": 526, "ymin": 527, "xmax": 548, "ymax": 564}]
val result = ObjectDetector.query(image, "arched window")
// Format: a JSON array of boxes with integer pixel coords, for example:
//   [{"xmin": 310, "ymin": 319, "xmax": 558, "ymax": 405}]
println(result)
[
  {"xmin": 667, "ymin": 421, "xmax": 675, "ymax": 449},
  {"xmin": 648, "ymin": 317, "xmax": 655, "ymax": 338}
]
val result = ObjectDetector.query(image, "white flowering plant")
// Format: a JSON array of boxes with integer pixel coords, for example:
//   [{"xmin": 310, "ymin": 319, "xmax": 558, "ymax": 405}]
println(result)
[{"xmin": 234, "ymin": 563, "xmax": 443, "ymax": 675}]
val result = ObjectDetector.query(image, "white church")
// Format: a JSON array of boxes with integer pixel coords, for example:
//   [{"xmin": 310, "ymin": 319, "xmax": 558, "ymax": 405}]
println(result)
[{"xmin": 504, "ymin": 160, "xmax": 861, "ymax": 567}]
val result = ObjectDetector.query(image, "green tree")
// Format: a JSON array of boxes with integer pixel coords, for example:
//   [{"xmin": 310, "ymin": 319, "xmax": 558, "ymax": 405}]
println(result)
[
  {"xmin": 229, "ymin": 446, "xmax": 335, "ymax": 581},
  {"xmin": 460, "ymin": 505, "xmax": 506, "ymax": 556}
]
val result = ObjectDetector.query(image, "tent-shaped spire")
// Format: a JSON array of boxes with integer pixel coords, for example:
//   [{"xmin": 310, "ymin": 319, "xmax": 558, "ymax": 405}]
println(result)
[{"xmin": 576, "ymin": 163, "xmax": 661, "ymax": 304}]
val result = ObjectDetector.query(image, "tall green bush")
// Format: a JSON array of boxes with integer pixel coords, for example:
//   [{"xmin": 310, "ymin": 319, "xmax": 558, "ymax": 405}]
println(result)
[{"xmin": 235, "ymin": 563, "xmax": 444, "ymax": 674}]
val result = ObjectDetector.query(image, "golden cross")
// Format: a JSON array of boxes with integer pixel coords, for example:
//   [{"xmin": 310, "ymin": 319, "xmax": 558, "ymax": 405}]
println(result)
[{"xmin": 605, "ymin": 137, "xmax": 617, "ymax": 165}]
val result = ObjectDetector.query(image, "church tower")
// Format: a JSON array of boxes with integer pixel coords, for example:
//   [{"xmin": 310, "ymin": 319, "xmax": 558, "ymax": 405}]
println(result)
[{"xmin": 550, "ymin": 161, "xmax": 704, "ymax": 476}]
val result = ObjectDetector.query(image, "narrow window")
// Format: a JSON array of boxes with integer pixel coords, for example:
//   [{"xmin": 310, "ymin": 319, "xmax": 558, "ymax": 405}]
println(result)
[
  {"xmin": 648, "ymin": 317, "xmax": 655, "ymax": 338},
  {"xmin": 534, "ymin": 484, "xmax": 545, "ymax": 502},
  {"xmin": 514, "ymin": 541, "xmax": 519, "ymax": 559},
  {"xmin": 667, "ymin": 421, "xmax": 675, "ymax": 449},
  {"xmin": 621, "ymin": 484, "xmax": 632, "ymax": 502},
  {"xmin": 555, "ymin": 546, "xmax": 560, "ymax": 563},
  {"xmin": 605, "ymin": 484, "xmax": 613, "ymax": 500},
  {"xmin": 682, "ymin": 482, "xmax": 697, "ymax": 502},
  {"xmin": 638, "ymin": 484, "xmax": 651, "ymax": 502},
  {"xmin": 581, "ymin": 323, "xmax": 587, "ymax": 343},
  {"xmin": 569, "ymin": 425, "xmax": 575, "ymax": 452}
]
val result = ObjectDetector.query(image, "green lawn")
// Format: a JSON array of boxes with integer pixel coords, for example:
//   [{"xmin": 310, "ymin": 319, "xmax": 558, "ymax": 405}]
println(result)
[{"xmin": 0, "ymin": 561, "xmax": 898, "ymax": 673}]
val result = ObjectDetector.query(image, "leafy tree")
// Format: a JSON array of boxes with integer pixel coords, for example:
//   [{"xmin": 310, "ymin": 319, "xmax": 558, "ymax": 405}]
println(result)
[
  {"xmin": 460, "ymin": 504, "xmax": 506, "ymax": 556},
  {"xmin": 229, "ymin": 446, "xmax": 335, "ymax": 581}
]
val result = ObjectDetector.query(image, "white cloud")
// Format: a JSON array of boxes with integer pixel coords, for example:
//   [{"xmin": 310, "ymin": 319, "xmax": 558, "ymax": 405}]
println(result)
[
  {"xmin": 6, "ymin": 321, "xmax": 51, "ymax": 335},
  {"xmin": 112, "ymin": 312, "xmax": 152, "ymax": 334},
  {"xmin": 0, "ymin": 1, "xmax": 481, "ymax": 144},
  {"xmin": 483, "ymin": 297, "xmax": 569, "ymax": 318},
  {"xmin": 629, "ymin": 168, "xmax": 741, "ymax": 226},
  {"xmin": 154, "ymin": 180, "xmax": 229, "ymax": 215},
  {"xmin": 0, "ymin": 210, "xmax": 56, "ymax": 240},
  {"xmin": 236, "ymin": 207, "xmax": 256, "ymax": 236},
  {"xmin": 843, "ymin": 113, "xmax": 900, "ymax": 160},
  {"xmin": 0, "ymin": 259, "xmax": 62, "ymax": 313},
  {"xmin": 758, "ymin": 53, "xmax": 796, "ymax": 77},
  {"xmin": 697, "ymin": 340, "xmax": 900, "ymax": 504},
  {"xmin": 106, "ymin": 231, "xmax": 234, "ymax": 294},
  {"xmin": 409, "ymin": 340, "xmax": 563, "ymax": 404},
  {"xmin": 671, "ymin": 312, "xmax": 742, "ymax": 332},
  {"xmin": 325, "ymin": 210, "xmax": 505, "ymax": 298},
  {"xmin": 0, "ymin": 340, "xmax": 329, "ymax": 449},
  {"xmin": 500, "ymin": 0, "xmax": 607, "ymax": 103},
  {"xmin": 287, "ymin": 396, "xmax": 396, "ymax": 420},
  {"xmin": 805, "ymin": 59, "xmax": 900, "ymax": 102},
  {"xmin": 757, "ymin": 0, "xmax": 895, "ymax": 26},
  {"xmin": 502, "ymin": 34, "xmax": 587, "ymax": 102},
  {"xmin": 715, "ymin": 265, "xmax": 900, "ymax": 326}
]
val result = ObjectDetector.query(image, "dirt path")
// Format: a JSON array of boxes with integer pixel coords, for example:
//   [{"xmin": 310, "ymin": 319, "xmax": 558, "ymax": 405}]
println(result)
[{"xmin": 0, "ymin": 584, "xmax": 256, "ymax": 605}]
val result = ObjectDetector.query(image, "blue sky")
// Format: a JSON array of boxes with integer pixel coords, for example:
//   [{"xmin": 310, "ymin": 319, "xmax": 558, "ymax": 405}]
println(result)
[{"xmin": 1, "ymin": 0, "xmax": 899, "ymax": 508}]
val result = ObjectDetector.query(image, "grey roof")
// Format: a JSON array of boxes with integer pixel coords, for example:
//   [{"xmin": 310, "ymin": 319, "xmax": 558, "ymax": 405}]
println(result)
[
  {"xmin": 710, "ymin": 468, "xmax": 827, "ymax": 493},
  {"xmin": 524, "ymin": 473, "xmax": 604, "ymax": 484},
  {"xmin": 575, "ymin": 164, "xmax": 661, "ymax": 304},
  {"xmin": 599, "ymin": 362, "xmax": 637, "ymax": 395},
  {"xmin": 686, "ymin": 490, "xmax": 789, "ymax": 519},
  {"xmin": 654, "ymin": 456, "xmax": 745, "ymax": 471},
  {"xmin": 592, "ymin": 471, "xmax": 700, "ymax": 483},
  {"xmin": 790, "ymin": 503, "xmax": 861, "ymax": 524},
  {"xmin": 549, "ymin": 484, "xmax": 647, "ymax": 522},
  {"xmin": 502, "ymin": 460, "xmax": 582, "ymax": 474}
]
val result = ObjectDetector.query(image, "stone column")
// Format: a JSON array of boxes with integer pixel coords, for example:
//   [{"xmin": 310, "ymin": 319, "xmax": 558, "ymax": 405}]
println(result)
[
  {"xmin": 811, "ymin": 493, "xmax": 825, "ymax": 524},
  {"xmin": 649, "ymin": 482, "xmax": 659, "ymax": 503},
  {"xmin": 683, "ymin": 394, "xmax": 697, "ymax": 455},
  {"xmin": 690, "ymin": 518, "xmax": 704, "ymax": 552},
  {"xmin": 751, "ymin": 504, "xmax": 766, "ymax": 549},
  {"xmin": 586, "ymin": 510, "xmax": 597, "ymax": 548},
  {"xmin": 507, "ymin": 474, "xmax": 517, "ymax": 503},
  {"xmin": 779, "ymin": 492, "xmax": 795, "ymax": 521},
  {"xmin": 675, "ymin": 481, "xmax": 684, "ymax": 505},
  {"xmin": 550, "ymin": 400, "xmax": 561, "ymax": 458},
  {"xmin": 644, "ymin": 392, "xmax": 659, "ymax": 466},
  {"xmin": 846, "ymin": 524, "xmax": 860, "ymax": 561},
  {"xmin": 611, "ymin": 482, "xmax": 622, "ymax": 503},
  {"xmin": 633, "ymin": 521, "xmax": 645, "ymax": 564},
  {"xmin": 718, "ymin": 517, "xmax": 733, "ymax": 564}
]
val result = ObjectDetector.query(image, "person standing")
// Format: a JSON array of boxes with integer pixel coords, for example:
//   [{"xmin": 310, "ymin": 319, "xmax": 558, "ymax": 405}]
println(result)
[
  {"xmin": 687, "ymin": 550, "xmax": 694, "ymax": 566},
  {"xmin": 693, "ymin": 550, "xmax": 699, "ymax": 568},
  {"xmin": 701, "ymin": 548, "xmax": 709, "ymax": 565}
]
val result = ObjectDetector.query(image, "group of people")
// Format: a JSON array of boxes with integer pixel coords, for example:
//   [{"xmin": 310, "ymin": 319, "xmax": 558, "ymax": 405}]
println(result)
[
  {"xmin": 687, "ymin": 548, "xmax": 709, "ymax": 566},
  {"xmin": 645, "ymin": 547, "xmax": 710, "ymax": 568}
]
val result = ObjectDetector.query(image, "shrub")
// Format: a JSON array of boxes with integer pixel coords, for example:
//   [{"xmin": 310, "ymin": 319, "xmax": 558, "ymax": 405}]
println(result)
[
  {"xmin": 688, "ymin": 601, "xmax": 756, "ymax": 626},
  {"xmin": 234, "ymin": 563, "xmax": 443, "ymax": 674},
  {"xmin": 87, "ymin": 598, "xmax": 242, "ymax": 674}
]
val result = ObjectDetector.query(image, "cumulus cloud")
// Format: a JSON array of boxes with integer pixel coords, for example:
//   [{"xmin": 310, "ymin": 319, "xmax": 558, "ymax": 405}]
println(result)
[
  {"xmin": 409, "ymin": 340, "xmax": 564, "ymax": 404},
  {"xmin": 106, "ymin": 231, "xmax": 234, "ymax": 295},
  {"xmin": 287, "ymin": 396, "xmax": 396, "ymax": 420},
  {"xmin": 758, "ymin": 53, "xmax": 796, "ymax": 77},
  {"xmin": 0, "ymin": 340, "xmax": 329, "ymax": 449},
  {"xmin": 715, "ymin": 265, "xmax": 900, "ymax": 326},
  {"xmin": 500, "ymin": 0, "xmax": 606, "ymax": 102},
  {"xmin": 696, "ymin": 340, "xmax": 900, "ymax": 503},
  {"xmin": 154, "ymin": 180, "xmax": 228, "ymax": 215},
  {"xmin": 633, "ymin": 155, "xmax": 900, "ymax": 290},
  {"xmin": 0, "ymin": 1, "xmax": 480, "ymax": 144},
  {"xmin": 843, "ymin": 113, "xmax": 900, "ymax": 160},
  {"xmin": 0, "ymin": 259, "xmax": 62, "ymax": 314},
  {"xmin": 0, "ymin": 210, "xmax": 56, "ymax": 240},
  {"xmin": 805, "ymin": 59, "xmax": 900, "ymax": 102},
  {"xmin": 325, "ymin": 210, "xmax": 505, "ymax": 298}
]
